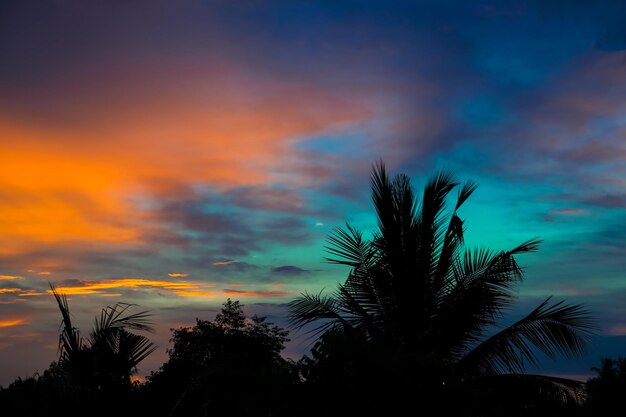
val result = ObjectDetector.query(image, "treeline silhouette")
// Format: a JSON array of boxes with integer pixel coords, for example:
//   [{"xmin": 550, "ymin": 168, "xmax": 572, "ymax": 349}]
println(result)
[{"xmin": 0, "ymin": 163, "xmax": 619, "ymax": 416}]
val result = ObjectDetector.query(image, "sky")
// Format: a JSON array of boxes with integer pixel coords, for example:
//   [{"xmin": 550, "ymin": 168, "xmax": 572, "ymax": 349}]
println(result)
[{"xmin": 1, "ymin": 0, "xmax": 626, "ymax": 386}]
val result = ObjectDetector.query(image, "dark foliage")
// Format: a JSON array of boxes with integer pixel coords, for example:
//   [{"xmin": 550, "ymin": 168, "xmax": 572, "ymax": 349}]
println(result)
[
  {"xmin": 289, "ymin": 161, "xmax": 595, "ymax": 415},
  {"xmin": 0, "ymin": 287, "xmax": 155, "ymax": 417},
  {"xmin": 50, "ymin": 284, "xmax": 156, "ymax": 395},
  {"xmin": 142, "ymin": 299, "xmax": 298, "ymax": 416},
  {"xmin": 583, "ymin": 357, "xmax": 626, "ymax": 415}
]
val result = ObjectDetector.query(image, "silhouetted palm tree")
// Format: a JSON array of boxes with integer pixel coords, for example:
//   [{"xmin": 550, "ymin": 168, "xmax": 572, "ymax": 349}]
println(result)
[
  {"xmin": 584, "ymin": 357, "xmax": 626, "ymax": 415},
  {"xmin": 288, "ymin": 162, "xmax": 593, "ymax": 413},
  {"xmin": 50, "ymin": 284, "xmax": 156, "ymax": 393}
]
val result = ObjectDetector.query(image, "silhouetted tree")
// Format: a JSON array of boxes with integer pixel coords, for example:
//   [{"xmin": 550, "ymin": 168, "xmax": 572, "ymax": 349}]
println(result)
[
  {"xmin": 584, "ymin": 357, "xmax": 626, "ymax": 415},
  {"xmin": 51, "ymin": 284, "xmax": 155, "ymax": 394},
  {"xmin": 0, "ymin": 364, "xmax": 90, "ymax": 417},
  {"xmin": 143, "ymin": 299, "xmax": 298, "ymax": 416},
  {"xmin": 289, "ymin": 162, "xmax": 594, "ymax": 416},
  {"xmin": 0, "ymin": 288, "xmax": 155, "ymax": 417}
]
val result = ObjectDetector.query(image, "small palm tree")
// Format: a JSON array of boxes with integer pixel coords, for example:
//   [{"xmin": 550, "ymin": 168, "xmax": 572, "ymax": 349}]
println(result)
[
  {"xmin": 50, "ymin": 284, "xmax": 156, "ymax": 392},
  {"xmin": 288, "ymin": 162, "xmax": 594, "ymax": 413}
]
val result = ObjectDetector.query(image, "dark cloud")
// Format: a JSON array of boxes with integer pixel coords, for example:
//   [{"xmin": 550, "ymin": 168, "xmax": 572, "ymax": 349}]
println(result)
[
  {"xmin": 225, "ymin": 186, "xmax": 306, "ymax": 213},
  {"xmin": 141, "ymin": 192, "xmax": 320, "ymax": 264},
  {"xmin": 270, "ymin": 265, "xmax": 314, "ymax": 276},
  {"xmin": 542, "ymin": 192, "xmax": 626, "ymax": 210},
  {"xmin": 583, "ymin": 194, "xmax": 626, "ymax": 209},
  {"xmin": 557, "ymin": 142, "xmax": 626, "ymax": 164}
]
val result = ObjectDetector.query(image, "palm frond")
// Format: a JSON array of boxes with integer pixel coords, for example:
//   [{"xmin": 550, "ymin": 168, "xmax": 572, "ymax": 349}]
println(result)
[
  {"xmin": 391, "ymin": 173, "xmax": 417, "ymax": 234},
  {"xmin": 342, "ymin": 269, "xmax": 381, "ymax": 313},
  {"xmin": 455, "ymin": 180, "xmax": 478, "ymax": 211},
  {"xmin": 458, "ymin": 297, "xmax": 594, "ymax": 376},
  {"xmin": 482, "ymin": 373, "xmax": 587, "ymax": 405},
  {"xmin": 93, "ymin": 302, "xmax": 154, "ymax": 335},
  {"xmin": 334, "ymin": 283, "xmax": 380, "ymax": 338},
  {"xmin": 370, "ymin": 160, "xmax": 397, "ymax": 241},
  {"xmin": 449, "ymin": 239, "xmax": 544, "ymax": 322},
  {"xmin": 49, "ymin": 283, "xmax": 82, "ymax": 362},
  {"xmin": 416, "ymin": 169, "xmax": 459, "ymax": 283},
  {"xmin": 518, "ymin": 374, "xmax": 587, "ymax": 405},
  {"xmin": 510, "ymin": 237, "xmax": 543, "ymax": 255},
  {"xmin": 115, "ymin": 330, "xmax": 157, "ymax": 368},
  {"xmin": 324, "ymin": 223, "xmax": 373, "ymax": 268},
  {"xmin": 433, "ymin": 213, "xmax": 465, "ymax": 298},
  {"xmin": 438, "ymin": 246, "xmax": 522, "ymax": 351},
  {"xmin": 287, "ymin": 291, "xmax": 354, "ymax": 338}
]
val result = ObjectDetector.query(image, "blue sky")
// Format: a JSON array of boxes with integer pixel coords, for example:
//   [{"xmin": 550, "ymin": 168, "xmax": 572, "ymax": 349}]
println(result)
[{"xmin": 0, "ymin": 0, "xmax": 625, "ymax": 385}]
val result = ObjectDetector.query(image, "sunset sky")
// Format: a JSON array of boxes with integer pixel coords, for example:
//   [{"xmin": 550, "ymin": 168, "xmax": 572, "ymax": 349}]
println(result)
[{"xmin": 1, "ymin": 0, "xmax": 626, "ymax": 385}]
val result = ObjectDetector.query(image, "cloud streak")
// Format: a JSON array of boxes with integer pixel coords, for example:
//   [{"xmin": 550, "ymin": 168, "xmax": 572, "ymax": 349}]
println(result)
[{"xmin": 223, "ymin": 289, "xmax": 293, "ymax": 298}]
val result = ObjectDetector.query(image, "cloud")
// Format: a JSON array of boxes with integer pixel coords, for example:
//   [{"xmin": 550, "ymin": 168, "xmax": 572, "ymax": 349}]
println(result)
[
  {"xmin": 608, "ymin": 325, "xmax": 626, "ymax": 336},
  {"xmin": 211, "ymin": 260, "xmax": 239, "ymax": 266},
  {"xmin": 271, "ymin": 265, "xmax": 314, "ymax": 276},
  {"xmin": 173, "ymin": 290, "xmax": 216, "ymax": 297},
  {"xmin": 0, "ymin": 319, "xmax": 27, "ymax": 328},
  {"xmin": 168, "ymin": 273, "xmax": 188, "ymax": 277},
  {"xmin": 225, "ymin": 186, "xmax": 306, "ymax": 213},
  {"xmin": 582, "ymin": 194, "xmax": 626, "ymax": 209},
  {"xmin": 48, "ymin": 278, "xmax": 200, "ymax": 296},
  {"xmin": 150, "ymin": 194, "xmax": 318, "ymax": 260},
  {"xmin": 0, "ymin": 58, "xmax": 369, "ymax": 264},
  {"xmin": 209, "ymin": 260, "xmax": 260, "ymax": 273},
  {"xmin": 543, "ymin": 208, "xmax": 589, "ymax": 222},
  {"xmin": 223, "ymin": 289, "xmax": 293, "ymax": 298},
  {"xmin": 0, "ymin": 275, "xmax": 21, "ymax": 280}
]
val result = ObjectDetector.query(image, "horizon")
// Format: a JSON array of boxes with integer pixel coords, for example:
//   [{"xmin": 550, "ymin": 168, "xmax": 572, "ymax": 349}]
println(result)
[{"xmin": 1, "ymin": 0, "xmax": 626, "ymax": 387}]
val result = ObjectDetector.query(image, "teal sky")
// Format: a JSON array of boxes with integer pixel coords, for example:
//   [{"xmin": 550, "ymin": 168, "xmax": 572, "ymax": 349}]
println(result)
[{"xmin": 1, "ymin": 0, "xmax": 625, "ymax": 385}]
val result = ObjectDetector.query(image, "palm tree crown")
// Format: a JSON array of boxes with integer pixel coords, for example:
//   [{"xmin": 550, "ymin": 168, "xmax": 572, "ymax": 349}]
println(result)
[
  {"xmin": 50, "ymin": 284, "xmax": 156, "ymax": 392},
  {"xmin": 288, "ymin": 161, "xmax": 593, "ymax": 406}
]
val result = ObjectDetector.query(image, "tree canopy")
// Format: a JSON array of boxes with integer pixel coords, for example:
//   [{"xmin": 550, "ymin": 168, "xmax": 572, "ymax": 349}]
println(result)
[
  {"xmin": 144, "ymin": 299, "xmax": 297, "ymax": 416},
  {"xmin": 289, "ymin": 162, "xmax": 595, "ymax": 415}
]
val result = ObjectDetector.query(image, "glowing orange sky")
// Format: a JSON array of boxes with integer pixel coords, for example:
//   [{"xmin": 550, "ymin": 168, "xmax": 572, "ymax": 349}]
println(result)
[{"xmin": 0, "ymin": 68, "xmax": 370, "ymax": 257}]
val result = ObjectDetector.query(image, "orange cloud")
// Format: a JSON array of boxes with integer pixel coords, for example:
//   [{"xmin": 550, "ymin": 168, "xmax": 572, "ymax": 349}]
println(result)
[
  {"xmin": 38, "ymin": 272, "xmax": 52, "ymax": 276},
  {"xmin": 2, "ymin": 277, "xmax": 223, "ymax": 298},
  {"xmin": 48, "ymin": 278, "xmax": 199, "ymax": 295},
  {"xmin": 18, "ymin": 291, "xmax": 46, "ymax": 297},
  {"xmin": 0, "ymin": 319, "xmax": 27, "ymax": 328},
  {"xmin": 0, "ymin": 275, "xmax": 21, "ymax": 280},
  {"xmin": 168, "ymin": 273, "xmax": 188, "ymax": 277}
]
